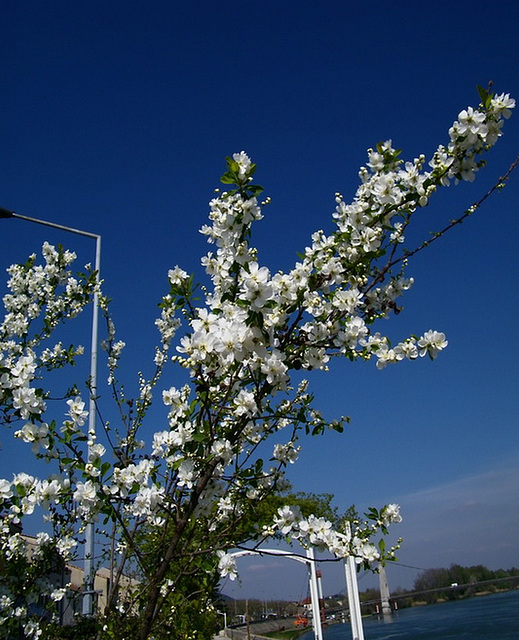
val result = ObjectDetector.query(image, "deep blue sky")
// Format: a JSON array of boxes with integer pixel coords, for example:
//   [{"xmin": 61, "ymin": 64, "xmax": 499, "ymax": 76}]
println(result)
[{"xmin": 1, "ymin": 2, "xmax": 518, "ymax": 597}]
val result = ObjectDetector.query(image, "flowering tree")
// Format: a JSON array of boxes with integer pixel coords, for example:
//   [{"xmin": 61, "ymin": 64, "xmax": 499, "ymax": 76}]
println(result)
[{"xmin": 0, "ymin": 87, "xmax": 516, "ymax": 640}]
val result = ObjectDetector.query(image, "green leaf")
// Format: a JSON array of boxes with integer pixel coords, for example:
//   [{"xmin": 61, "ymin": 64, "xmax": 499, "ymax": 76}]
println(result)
[
  {"xmin": 331, "ymin": 421, "xmax": 344, "ymax": 433},
  {"xmin": 220, "ymin": 171, "xmax": 237, "ymax": 185},
  {"xmin": 296, "ymin": 408, "xmax": 307, "ymax": 423},
  {"xmin": 477, "ymin": 84, "xmax": 489, "ymax": 105},
  {"xmin": 201, "ymin": 558, "xmax": 214, "ymax": 573},
  {"xmin": 225, "ymin": 156, "xmax": 241, "ymax": 174}
]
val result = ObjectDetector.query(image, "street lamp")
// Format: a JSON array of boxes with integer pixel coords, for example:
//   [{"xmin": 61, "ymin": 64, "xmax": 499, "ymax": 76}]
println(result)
[{"xmin": 0, "ymin": 206, "xmax": 101, "ymax": 616}]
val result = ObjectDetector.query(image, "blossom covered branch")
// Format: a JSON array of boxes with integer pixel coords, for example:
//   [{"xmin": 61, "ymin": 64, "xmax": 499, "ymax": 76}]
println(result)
[{"xmin": 0, "ymin": 88, "xmax": 515, "ymax": 640}]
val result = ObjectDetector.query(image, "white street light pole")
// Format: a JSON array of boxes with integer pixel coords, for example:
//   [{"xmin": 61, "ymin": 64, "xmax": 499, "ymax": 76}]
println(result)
[{"xmin": 1, "ymin": 207, "xmax": 101, "ymax": 616}]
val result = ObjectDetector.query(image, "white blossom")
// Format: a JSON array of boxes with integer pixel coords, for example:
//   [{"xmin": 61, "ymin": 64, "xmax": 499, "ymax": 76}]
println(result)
[
  {"xmin": 66, "ymin": 396, "xmax": 88, "ymax": 426},
  {"xmin": 418, "ymin": 330, "xmax": 448, "ymax": 358},
  {"xmin": 217, "ymin": 550, "xmax": 238, "ymax": 580}
]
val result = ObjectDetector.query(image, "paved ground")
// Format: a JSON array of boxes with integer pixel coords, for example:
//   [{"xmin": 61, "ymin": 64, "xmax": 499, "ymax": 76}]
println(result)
[{"xmin": 214, "ymin": 633, "xmax": 272, "ymax": 640}]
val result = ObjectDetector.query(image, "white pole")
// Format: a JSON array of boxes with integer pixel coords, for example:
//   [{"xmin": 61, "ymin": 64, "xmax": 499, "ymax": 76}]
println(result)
[
  {"xmin": 317, "ymin": 569, "xmax": 325, "ymax": 628},
  {"xmin": 82, "ymin": 234, "xmax": 101, "ymax": 616},
  {"xmin": 306, "ymin": 548, "xmax": 324, "ymax": 640},
  {"xmin": 344, "ymin": 556, "xmax": 364, "ymax": 640}
]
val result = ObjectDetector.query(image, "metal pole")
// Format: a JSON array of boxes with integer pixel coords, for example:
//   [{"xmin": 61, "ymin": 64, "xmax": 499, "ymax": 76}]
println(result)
[
  {"xmin": 82, "ymin": 233, "xmax": 100, "ymax": 616},
  {"xmin": 1, "ymin": 208, "xmax": 101, "ymax": 617},
  {"xmin": 344, "ymin": 556, "xmax": 364, "ymax": 640},
  {"xmin": 316, "ymin": 570, "xmax": 325, "ymax": 628},
  {"xmin": 1, "ymin": 209, "xmax": 100, "ymax": 242},
  {"xmin": 306, "ymin": 548, "xmax": 324, "ymax": 640}
]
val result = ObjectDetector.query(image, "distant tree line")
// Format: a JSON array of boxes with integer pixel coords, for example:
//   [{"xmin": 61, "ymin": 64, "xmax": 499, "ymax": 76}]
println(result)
[{"xmin": 391, "ymin": 564, "xmax": 519, "ymax": 606}]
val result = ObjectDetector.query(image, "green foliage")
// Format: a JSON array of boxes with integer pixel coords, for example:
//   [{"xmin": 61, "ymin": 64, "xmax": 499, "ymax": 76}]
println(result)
[
  {"xmin": 45, "ymin": 617, "xmax": 99, "ymax": 640},
  {"xmin": 219, "ymin": 155, "xmax": 264, "ymax": 199}
]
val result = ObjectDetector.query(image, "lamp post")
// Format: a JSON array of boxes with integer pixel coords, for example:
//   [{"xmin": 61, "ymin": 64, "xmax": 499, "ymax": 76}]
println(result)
[{"xmin": 0, "ymin": 206, "xmax": 101, "ymax": 616}]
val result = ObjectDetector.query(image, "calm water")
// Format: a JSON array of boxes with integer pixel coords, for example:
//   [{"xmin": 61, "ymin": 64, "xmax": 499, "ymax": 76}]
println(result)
[{"xmin": 316, "ymin": 590, "xmax": 519, "ymax": 640}]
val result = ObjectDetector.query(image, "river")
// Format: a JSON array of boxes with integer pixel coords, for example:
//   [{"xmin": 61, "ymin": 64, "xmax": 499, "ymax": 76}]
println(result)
[{"xmin": 313, "ymin": 590, "xmax": 519, "ymax": 640}]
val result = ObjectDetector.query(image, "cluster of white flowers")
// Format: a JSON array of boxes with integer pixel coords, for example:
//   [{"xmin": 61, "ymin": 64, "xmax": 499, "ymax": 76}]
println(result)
[
  {"xmin": 270, "ymin": 504, "xmax": 389, "ymax": 563},
  {"xmin": 177, "ymin": 305, "xmax": 263, "ymax": 371},
  {"xmin": 0, "ymin": 522, "xmax": 76, "ymax": 635},
  {"xmin": 73, "ymin": 479, "xmax": 100, "ymax": 518},
  {"xmin": 0, "ymin": 247, "xmax": 101, "ymax": 636},
  {"xmin": 153, "ymin": 265, "xmax": 187, "ymax": 352},
  {"xmin": 0, "ymin": 472, "xmax": 71, "ymax": 524},
  {"xmin": 361, "ymin": 329, "xmax": 449, "ymax": 370},
  {"xmin": 272, "ymin": 441, "xmax": 300, "ymax": 464},
  {"xmin": 381, "ymin": 503, "xmax": 403, "ymax": 526},
  {"xmin": 66, "ymin": 395, "xmax": 89, "ymax": 426},
  {"xmin": 175, "ymin": 94, "xmax": 514, "ymax": 398},
  {"xmin": 1, "ymin": 243, "xmax": 96, "ymax": 429},
  {"xmin": 40, "ymin": 341, "xmax": 84, "ymax": 366},
  {"xmin": 2, "ymin": 242, "xmax": 85, "ymax": 340},
  {"xmin": 445, "ymin": 93, "xmax": 515, "ymax": 182},
  {"xmin": 0, "ymin": 351, "xmax": 46, "ymax": 419},
  {"xmin": 14, "ymin": 421, "xmax": 50, "ymax": 454}
]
